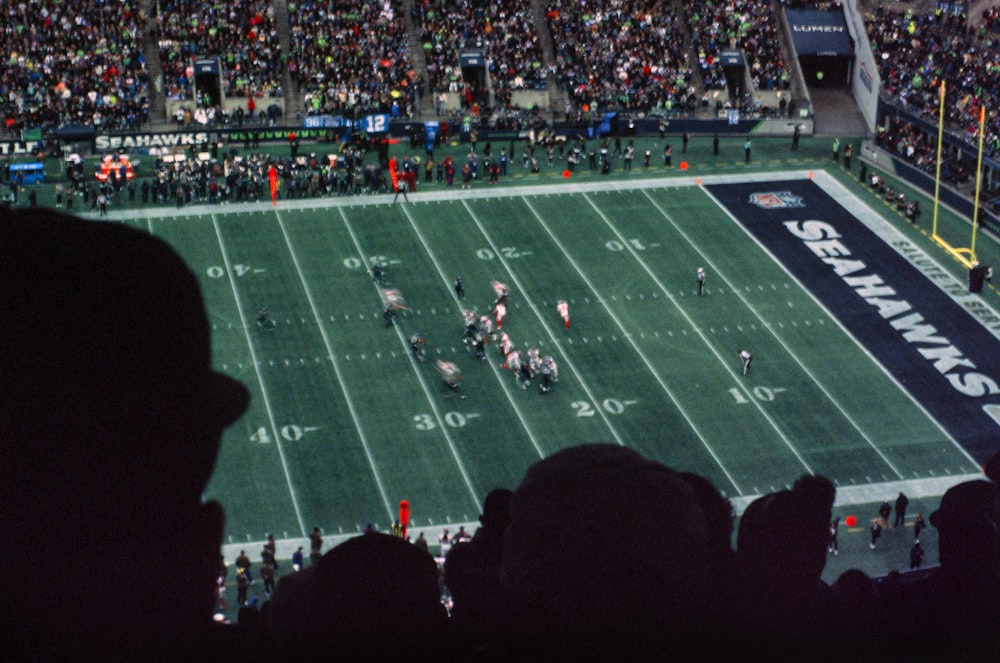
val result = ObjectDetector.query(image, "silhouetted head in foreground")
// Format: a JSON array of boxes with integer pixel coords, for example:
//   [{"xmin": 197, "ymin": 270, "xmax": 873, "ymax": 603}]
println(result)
[
  {"xmin": 1, "ymin": 209, "xmax": 249, "ymax": 660},
  {"xmin": 498, "ymin": 443, "xmax": 712, "ymax": 661}
]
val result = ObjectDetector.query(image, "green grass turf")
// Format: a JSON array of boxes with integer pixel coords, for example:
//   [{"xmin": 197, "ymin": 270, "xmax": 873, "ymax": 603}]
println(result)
[
  {"xmin": 62, "ymin": 135, "xmax": 996, "ymax": 619},
  {"xmin": 106, "ymin": 162, "xmax": 996, "ymax": 552}
]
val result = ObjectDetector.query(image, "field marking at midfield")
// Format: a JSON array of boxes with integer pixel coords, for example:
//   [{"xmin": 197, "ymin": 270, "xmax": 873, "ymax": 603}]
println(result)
[
  {"xmin": 521, "ymin": 197, "xmax": 743, "ymax": 494},
  {"xmin": 581, "ymin": 192, "xmax": 814, "ymax": 474},
  {"xmin": 700, "ymin": 175, "xmax": 981, "ymax": 474},
  {"xmin": 397, "ymin": 203, "xmax": 547, "ymax": 460},
  {"xmin": 275, "ymin": 210, "xmax": 395, "ymax": 521},
  {"xmin": 339, "ymin": 208, "xmax": 483, "ymax": 508},
  {"xmin": 210, "ymin": 214, "xmax": 307, "ymax": 536},
  {"xmin": 461, "ymin": 201, "xmax": 628, "ymax": 448},
  {"xmin": 642, "ymin": 189, "xmax": 906, "ymax": 480}
]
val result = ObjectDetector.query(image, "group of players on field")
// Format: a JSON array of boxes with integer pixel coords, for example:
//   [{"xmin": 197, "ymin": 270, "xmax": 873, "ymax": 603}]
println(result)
[
  {"xmin": 372, "ymin": 261, "xmax": 565, "ymax": 397},
  {"xmin": 255, "ymin": 261, "xmax": 749, "ymax": 400}
]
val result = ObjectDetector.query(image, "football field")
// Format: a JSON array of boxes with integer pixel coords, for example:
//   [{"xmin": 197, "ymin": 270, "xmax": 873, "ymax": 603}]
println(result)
[{"xmin": 112, "ymin": 169, "xmax": 998, "ymax": 557}]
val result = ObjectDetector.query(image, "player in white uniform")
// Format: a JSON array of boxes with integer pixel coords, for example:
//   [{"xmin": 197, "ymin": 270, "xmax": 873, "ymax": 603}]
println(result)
[
  {"xmin": 740, "ymin": 350, "xmax": 752, "ymax": 375},
  {"xmin": 494, "ymin": 301, "xmax": 507, "ymax": 329},
  {"xmin": 491, "ymin": 280, "xmax": 510, "ymax": 306},
  {"xmin": 382, "ymin": 288, "xmax": 409, "ymax": 326},
  {"xmin": 435, "ymin": 359, "xmax": 466, "ymax": 398},
  {"xmin": 504, "ymin": 350, "xmax": 530, "ymax": 389},
  {"xmin": 478, "ymin": 315, "xmax": 493, "ymax": 338},
  {"xmin": 498, "ymin": 331, "xmax": 513, "ymax": 357},
  {"xmin": 557, "ymin": 299, "xmax": 570, "ymax": 328},
  {"xmin": 697, "ymin": 267, "xmax": 706, "ymax": 296}
]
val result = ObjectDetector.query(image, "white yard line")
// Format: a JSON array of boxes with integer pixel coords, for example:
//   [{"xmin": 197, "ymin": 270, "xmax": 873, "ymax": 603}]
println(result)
[
  {"xmin": 462, "ymin": 200, "xmax": 628, "ymax": 448},
  {"xmin": 339, "ymin": 209, "xmax": 483, "ymax": 508},
  {"xmin": 397, "ymin": 203, "xmax": 547, "ymax": 459},
  {"xmin": 211, "ymin": 214, "xmax": 307, "ymax": 536},
  {"xmin": 521, "ymin": 197, "xmax": 743, "ymax": 494},
  {"xmin": 275, "ymin": 210, "xmax": 395, "ymax": 521}
]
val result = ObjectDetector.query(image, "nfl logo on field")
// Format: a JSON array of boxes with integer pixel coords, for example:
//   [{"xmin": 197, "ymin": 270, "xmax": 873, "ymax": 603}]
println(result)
[{"xmin": 749, "ymin": 191, "xmax": 805, "ymax": 209}]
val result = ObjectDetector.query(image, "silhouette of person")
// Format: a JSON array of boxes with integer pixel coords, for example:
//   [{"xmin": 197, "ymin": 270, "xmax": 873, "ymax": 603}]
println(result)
[
  {"xmin": 443, "ymin": 488, "xmax": 513, "ymax": 646},
  {"xmin": 894, "ymin": 490, "xmax": 910, "ymax": 527},
  {"xmin": 267, "ymin": 533, "xmax": 447, "ymax": 660},
  {"xmin": 494, "ymin": 444, "xmax": 715, "ymax": 661},
  {"xmin": 1, "ymin": 209, "xmax": 251, "ymax": 661},
  {"xmin": 886, "ymin": 479, "xmax": 1000, "ymax": 660},
  {"xmin": 735, "ymin": 475, "xmax": 838, "ymax": 658}
]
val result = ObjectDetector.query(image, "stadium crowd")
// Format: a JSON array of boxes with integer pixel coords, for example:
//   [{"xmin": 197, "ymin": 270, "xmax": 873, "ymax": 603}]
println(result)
[
  {"xmin": 417, "ymin": 0, "xmax": 546, "ymax": 123},
  {"xmin": 288, "ymin": 0, "xmax": 416, "ymax": 119},
  {"xmin": 866, "ymin": 5, "xmax": 1000, "ymax": 161},
  {"xmin": 153, "ymin": 0, "xmax": 284, "ymax": 103},
  {"xmin": 0, "ymin": 0, "xmax": 150, "ymax": 136},
  {"xmin": 684, "ymin": 0, "xmax": 792, "ymax": 97},
  {"xmin": 1, "ymin": 0, "xmax": 999, "ymax": 139},
  {"xmin": 415, "ymin": 0, "xmax": 485, "ymax": 115},
  {"xmin": 985, "ymin": 4, "xmax": 1000, "ymax": 34},
  {"xmin": 544, "ymin": 0, "xmax": 699, "ymax": 117}
]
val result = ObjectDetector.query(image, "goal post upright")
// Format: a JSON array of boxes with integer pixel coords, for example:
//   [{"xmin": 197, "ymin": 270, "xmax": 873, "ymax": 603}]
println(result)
[
  {"xmin": 932, "ymin": 81, "xmax": 945, "ymax": 240},
  {"xmin": 970, "ymin": 104, "xmax": 986, "ymax": 262},
  {"xmin": 930, "ymin": 80, "xmax": 981, "ymax": 270}
]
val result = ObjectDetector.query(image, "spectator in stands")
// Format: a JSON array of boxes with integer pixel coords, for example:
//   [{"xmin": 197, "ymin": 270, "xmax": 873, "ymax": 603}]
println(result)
[
  {"xmin": 867, "ymin": 6, "xmax": 999, "ymax": 162},
  {"xmin": 443, "ymin": 488, "xmax": 513, "ymax": 647},
  {"xmin": 735, "ymin": 474, "xmax": 839, "ymax": 658},
  {"xmin": 883, "ymin": 477, "xmax": 1000, "ymax": 660},
  {"xmin": 546, "ymin": 0, "xmax": 697, "ymax": 117},
  {"xmin": 155, "ymin": 0, "xmax": 283, "ymax": 105},
  {"xmin": 267, "ymin": 532, "xmax": 447, "ymax": 660},
  {"xmin": 289, "ymin": 1, "xmax": 413, "ymax": 119},
  {"xmin": 491, "ymin": 443, "xmax": 719, "ymax": 661},
  {"xmin": 1, "ymin": 209, "xmax": 250, "ymax": 660},
  {"xmin": 684, "ymin": 0, "xmax": 790, "ymax": 103}
]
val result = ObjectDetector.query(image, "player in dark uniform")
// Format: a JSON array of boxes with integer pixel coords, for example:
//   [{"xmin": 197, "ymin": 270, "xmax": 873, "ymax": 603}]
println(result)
[
  {"xmin": 539, "ymin": 356, "xmax": 559, "ymax": 393},
  {"xmin": 409, "ymin": 333, "xmax": 426, "ymax": 362},
  {"xmin": 256, "ymin": 307, "xmax": 274, "ymax": 330},
  {"xmin": 370, "ymin": 260, "xmax": 385, "ymax": 284},
  {"xmin": 473, "ymin": 330, "xmax": 486, "ymax": 360},
  {"xmin": 463, "ymin": 309, "xmax": 478, "ymax": 343},
  {"xmin": 454, "ymin": 275, "xmax": 464, "ymax": 299}
]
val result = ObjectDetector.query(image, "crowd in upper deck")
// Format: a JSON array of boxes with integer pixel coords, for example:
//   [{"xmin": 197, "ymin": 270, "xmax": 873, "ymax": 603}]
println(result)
[
  {"xmin": 543, "ymin": 0, "xmax": 698, "ymax": 116},
  {"xmin": 288, "ymin": 0, "xmax": 415, "ymax": 119},
  {"xmin": 0, "ymin": 0, "xmax": 149, "ymax": 135},
  {"xmin": 153, "ymin": 0, "xmax": 284, "ymax": 104},
  {"xmin": 1, "ymin": 0, "xmax": 999, "ymax": 166},
  {"xmin": 866, "ymin": 4, "xmax": 1000, "ymax": 159}
]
